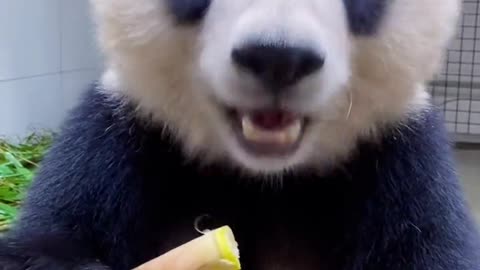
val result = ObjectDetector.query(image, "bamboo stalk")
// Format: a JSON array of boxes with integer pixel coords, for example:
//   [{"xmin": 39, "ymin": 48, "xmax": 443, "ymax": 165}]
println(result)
[{"xmin": 134, "ymin": 226, "xmax": 241, "ymax": 270}]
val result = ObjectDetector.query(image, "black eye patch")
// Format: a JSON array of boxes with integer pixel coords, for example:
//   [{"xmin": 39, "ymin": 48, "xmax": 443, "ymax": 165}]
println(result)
[
  {"xmin": 166, "ymin": 0, "xmax": 211, "ymax": 24},
  {"xmin": 343, "ymin": 0, "xmax": 389, "ymax": 35}
]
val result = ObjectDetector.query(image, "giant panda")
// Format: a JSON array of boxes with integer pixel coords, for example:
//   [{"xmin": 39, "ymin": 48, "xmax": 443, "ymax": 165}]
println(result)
[{"xmin": 1, "ymin": 0, "xmax": 480, "ymax": 269}]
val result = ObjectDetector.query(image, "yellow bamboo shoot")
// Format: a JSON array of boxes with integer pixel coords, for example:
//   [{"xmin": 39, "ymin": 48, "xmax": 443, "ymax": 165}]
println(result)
[{"xmin": 133, "ymin": 226, "xmax": 241, "ymax": 270}]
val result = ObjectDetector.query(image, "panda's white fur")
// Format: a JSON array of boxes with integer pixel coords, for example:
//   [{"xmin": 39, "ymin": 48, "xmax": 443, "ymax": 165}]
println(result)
[{"xmin": 89, "ymin": 0, "xmax": 460, "ymax": 174}]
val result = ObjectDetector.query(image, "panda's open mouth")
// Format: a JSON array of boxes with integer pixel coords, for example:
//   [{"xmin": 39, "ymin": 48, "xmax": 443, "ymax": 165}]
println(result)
[{"xmin": 225, "ymin": 108, "xmax": 308, "ymax": 156}]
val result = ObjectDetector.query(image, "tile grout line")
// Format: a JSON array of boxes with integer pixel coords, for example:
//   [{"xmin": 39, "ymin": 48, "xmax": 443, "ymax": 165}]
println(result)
[
  {"xmin": 58, "ymin": 0, "xmax": 64, "ymax": 104},
  {"xmin": 0, "ymin": 68, "xmax": 100, "ymax": 83}
]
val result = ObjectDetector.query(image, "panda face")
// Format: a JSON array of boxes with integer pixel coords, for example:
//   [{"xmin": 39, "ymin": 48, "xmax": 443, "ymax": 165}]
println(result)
[{"xmin": 90, "ymin": 0, "xmax": 460, "ymax": 175}]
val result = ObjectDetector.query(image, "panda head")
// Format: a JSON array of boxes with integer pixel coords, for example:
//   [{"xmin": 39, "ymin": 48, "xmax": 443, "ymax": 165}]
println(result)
[{"xmin": 90, "ymin": 0, "xmax": 460, "ymax": 175}]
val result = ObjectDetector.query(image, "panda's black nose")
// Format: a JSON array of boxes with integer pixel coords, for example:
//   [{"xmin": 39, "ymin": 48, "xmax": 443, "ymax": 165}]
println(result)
[{"xmin": 231, "ymin": 44, "xmax": 325, "ymax": 91}]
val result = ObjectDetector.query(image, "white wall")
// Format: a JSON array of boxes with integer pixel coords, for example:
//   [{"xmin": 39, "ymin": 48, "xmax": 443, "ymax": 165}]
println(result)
[
  {"xmin": 0, "ymin": 0, "xmax": 103, "ymax": 139},
  {"xmin": 455, "ymin": 150, "xmax": 480, "ymax": 225}
]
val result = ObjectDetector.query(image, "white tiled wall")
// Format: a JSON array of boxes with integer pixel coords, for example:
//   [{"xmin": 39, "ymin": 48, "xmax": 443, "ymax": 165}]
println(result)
[
  {"xmin": 0, "ymin": 0, "xmax": 102, "ymax": 138},
  {"xmin": 429, "ymin": 0, "xmax": 480, "ymax": 140},
  {"xmin": 60, "ymin": 0, "xmax": 103, "ymax": 71},
  {"xmin": 455, "ymin": 150, "xmax": 480, "ymax": 225}
]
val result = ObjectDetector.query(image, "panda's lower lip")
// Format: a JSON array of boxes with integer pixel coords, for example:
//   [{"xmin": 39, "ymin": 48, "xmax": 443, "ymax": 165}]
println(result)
[{"xmin": 226, "ymin": 108, "xmax": 307, "ymax": 156}]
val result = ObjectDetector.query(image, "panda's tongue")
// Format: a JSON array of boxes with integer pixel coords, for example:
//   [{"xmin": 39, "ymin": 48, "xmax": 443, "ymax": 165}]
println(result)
[
  {"xmin": 240, "ymin": 110, "xmax": 302, "ymax": 146},
  {"xmin": 248, "ymin": 110, "xmax": 297, "ymax": 130}
]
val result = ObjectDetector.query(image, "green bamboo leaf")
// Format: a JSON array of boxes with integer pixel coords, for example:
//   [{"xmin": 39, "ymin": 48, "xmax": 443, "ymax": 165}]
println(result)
[
  {"xmin": 0, "ymin": 202, "xmax": 17, "ymax": 217},
  {"xmin": 4, "ymin": 152, "xmax": 24, "ymax": 169},
  {"xmin": 0, "ymin": 164, "xmax": 15, "ymax": 176},
  {"xmin": 0, "ymin": 132, "xmax": 53, "ymax": 231}
]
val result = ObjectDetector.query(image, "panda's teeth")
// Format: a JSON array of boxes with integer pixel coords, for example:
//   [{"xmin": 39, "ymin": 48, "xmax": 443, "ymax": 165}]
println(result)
[{"xmin": 241, "ymin": 116, "xmax": 301, "ymax": 145}]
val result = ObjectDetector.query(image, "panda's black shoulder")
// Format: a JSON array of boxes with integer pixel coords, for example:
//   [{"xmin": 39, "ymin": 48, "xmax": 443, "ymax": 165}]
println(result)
[
  {"xmin": 338, "ymin": 103, "xmax": 462, "ymax": 213},
  {"xmin": 336, "ymin": 104, "xmax": 480, "ymax": 267},
  {"xmin": 44, "ymin": 83, "xmax": 183, "ymax": 165},
  {"xmin": 10, "ymin": 83, "xmax": 188, "ymax": 238},
  {"xmin": 351, "ymin": 104, "xmax": 456, "ymax": 174}
]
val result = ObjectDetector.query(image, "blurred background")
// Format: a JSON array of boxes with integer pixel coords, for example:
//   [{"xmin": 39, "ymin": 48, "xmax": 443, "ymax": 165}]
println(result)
[
  {"xmin": 429, "ymin": 0, "xmax": 480, "ymax": 223},
  {"xmin": 0, "ymin": 0, "xmax": 478, "ymax": 230},
  {"xmin": 0, "ymin": 0, "xmax": 102, "ymax": 139}
]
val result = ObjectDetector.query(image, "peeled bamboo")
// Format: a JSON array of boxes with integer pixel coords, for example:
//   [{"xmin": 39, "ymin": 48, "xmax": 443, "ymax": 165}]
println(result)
[{"xmin": 133, "ymin": 226, "xmax": 241, "ymax": 270}]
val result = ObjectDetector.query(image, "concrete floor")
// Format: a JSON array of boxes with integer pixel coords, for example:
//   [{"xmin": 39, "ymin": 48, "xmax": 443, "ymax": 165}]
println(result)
[{"xmin": 454, "ymin": 149, "xmax": 480, "ymax": 225}]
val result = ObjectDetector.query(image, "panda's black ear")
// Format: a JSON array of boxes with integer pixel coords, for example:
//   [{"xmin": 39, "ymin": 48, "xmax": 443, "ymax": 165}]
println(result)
[{"xmin": 166, "ymin": 0, "xmax": 211, "ymax": 24}]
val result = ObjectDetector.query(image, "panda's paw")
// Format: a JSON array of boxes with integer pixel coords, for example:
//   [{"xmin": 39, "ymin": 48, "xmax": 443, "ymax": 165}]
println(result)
[
  {"xmin": 0, "ymin": 253, "xmax": 103, "ymax": 269},
  {"xmin": 0, "ymin": 234, "xmax": 110, "ymax": 270},
  {"xmin": 79, "ymin": 262, "xmax": 111, "ymax": 270},
  {"xmin": 0, "ymin": 259, "xmax": 110, "ymax": 270},
  {"xmin": 0, "ymin": 256, "xmax": 110, "ymax": 270}
]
